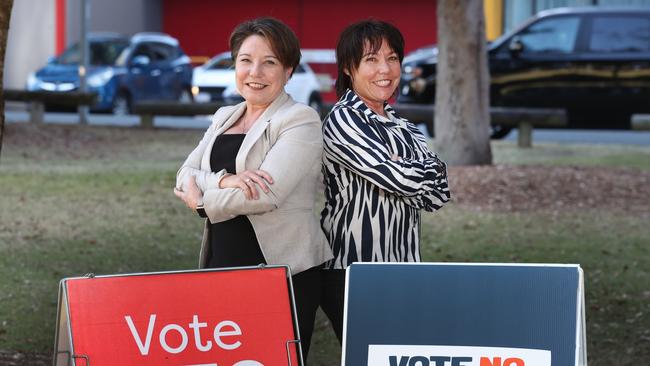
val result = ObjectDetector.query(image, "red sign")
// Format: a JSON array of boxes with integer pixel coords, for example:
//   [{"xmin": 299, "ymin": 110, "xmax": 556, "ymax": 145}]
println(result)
[{"xmin": 61, "ymin": 267, "xmax": 299, "ymax": 366}]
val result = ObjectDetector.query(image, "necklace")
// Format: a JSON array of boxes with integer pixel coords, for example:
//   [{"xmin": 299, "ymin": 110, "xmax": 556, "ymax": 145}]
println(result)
[
  {"xmin": 237, "ymin": 106, "xmax": 266, "ymax": 134},
  {"xmin": 239, "ymin": 111, "xmax": 264, "ymax": 133},
  {"xmin": 239, "ymin": 117, "xmax": 255, "ymax": 133}
]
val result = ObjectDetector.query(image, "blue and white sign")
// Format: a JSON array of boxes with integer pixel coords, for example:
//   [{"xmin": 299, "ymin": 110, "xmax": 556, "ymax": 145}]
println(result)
[
  {"xmin": 368, "ymin": 345, "xmax": 551, "ymax": 366},
  {"xmin": 342, "ymin": 263, "xmax": 586, "ymax": 366}
]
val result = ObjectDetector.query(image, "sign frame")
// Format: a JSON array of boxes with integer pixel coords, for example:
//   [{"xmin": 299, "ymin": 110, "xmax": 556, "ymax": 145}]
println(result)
[{"xmin": 53, "ymin": 265, "xmax": 303, "ymax": 366}]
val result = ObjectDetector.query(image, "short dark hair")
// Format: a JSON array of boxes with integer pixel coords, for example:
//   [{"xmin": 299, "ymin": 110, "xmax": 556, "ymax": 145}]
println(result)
[
  {"xmin": 229, "ymin": 17, "xmax": 301, "ymax": 77},
  {"xmin": 335, "ymin": 19, "xmax": 405, "ymax": 99}
]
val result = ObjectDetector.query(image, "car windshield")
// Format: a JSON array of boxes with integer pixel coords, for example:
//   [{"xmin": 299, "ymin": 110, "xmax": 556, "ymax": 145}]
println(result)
[
  {"xmin": 205, "ymin": 53, "xmax": 234, "ymax": 70},
  {"xmin": 404, "ymin": 46, "xmax": 437, "ymax": 63},
  {"xmin": 57, "ymin": 39, "xmax": 130, "ymax": 66}
]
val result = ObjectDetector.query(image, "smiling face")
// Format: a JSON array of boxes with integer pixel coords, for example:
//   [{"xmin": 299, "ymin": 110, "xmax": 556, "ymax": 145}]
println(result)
[
  {"xmin": 348, "ymin": 39, "xmax": 401, "ymax": 115},
  {"xmin": 235, "ymin": 35, "xmax": 293, "ymax": 109}
]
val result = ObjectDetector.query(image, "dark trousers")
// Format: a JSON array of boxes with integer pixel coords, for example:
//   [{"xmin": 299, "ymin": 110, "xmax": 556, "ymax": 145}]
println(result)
[
  {"xmin": 320, "ymin": 269, "xmax": 346, "ymax": 344},
  {"xmin": 291, "ymin": 265, "xmax": 323, "ymax": 361},
  {"xmin": 292, "ymin": 267, "xmax": 346, "ymax": 364}
]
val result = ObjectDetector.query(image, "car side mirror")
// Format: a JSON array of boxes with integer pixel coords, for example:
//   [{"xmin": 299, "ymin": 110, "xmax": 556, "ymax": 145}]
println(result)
[
  {"xmin": 47, "ymin": 56, "xmax": 57, "ymax": 64},
  {"xmin": 509, "ymin": 37, "xmax": 524, "ymax": 55},
  {"xmin": 131, "ymin": 55, "xmax": 150, "ymax": 66}
]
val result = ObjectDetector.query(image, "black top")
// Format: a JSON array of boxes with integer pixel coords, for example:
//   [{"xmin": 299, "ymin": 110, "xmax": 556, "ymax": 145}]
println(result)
[{"xmin": 207, "ymin": 133, "xmax": 266, "ymax": 268}]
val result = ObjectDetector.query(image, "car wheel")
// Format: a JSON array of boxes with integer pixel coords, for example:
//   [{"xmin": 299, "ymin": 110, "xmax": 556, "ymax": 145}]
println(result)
[
  {"xmin": 178, "ymin": 88, "xmax": 193, "ymax": 103},
  {"xmin": 490, "ymin": 124, "xmax": 512, "ymax": 139},
  {"xmin": 112, "ymin": 91, "xmax": 131, "ymax": 115},
  {"xmin": 308, "ymin": 93, "xmax": 322, "ymax": 114}
]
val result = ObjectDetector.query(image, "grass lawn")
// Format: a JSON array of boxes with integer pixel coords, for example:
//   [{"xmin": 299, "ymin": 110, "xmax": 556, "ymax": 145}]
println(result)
[{"xmin": 0, "ymin": 124, "xmax": 648, "ymax": 365}]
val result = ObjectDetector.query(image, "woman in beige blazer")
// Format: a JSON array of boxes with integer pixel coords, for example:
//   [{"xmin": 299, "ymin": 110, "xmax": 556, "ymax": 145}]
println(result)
[{"xmin": 173, "ymin": 18, "xmax": 332, "ymax": 359}]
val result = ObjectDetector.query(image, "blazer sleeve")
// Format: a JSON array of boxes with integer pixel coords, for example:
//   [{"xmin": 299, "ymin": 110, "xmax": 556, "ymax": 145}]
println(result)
[
  {"xmin": 175, "ymin": 109, "xmax": 229, "ymax": 193},
  {"xmin": 202, "ymin": 105, "xmax": 323, "ymax": 223},
  {"xmin": 323, "ymin": 106, "xmax": 450, "ymax": 209}
]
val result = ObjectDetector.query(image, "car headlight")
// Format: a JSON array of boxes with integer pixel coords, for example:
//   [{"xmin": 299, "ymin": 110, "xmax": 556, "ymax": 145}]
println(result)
[
  {"xmin": 222, "ymin": 86, "xmax": 241, "ymax": 98},
  {"xmin": 222, "ymin": 86, "xmax": 244, "ymax": 103},
  {"xmin": 403, "ymin": 65, "xmax": 423, "ymax": 78},
  {"xmin": 26, "ymin": 72, "xmax": 40, "ymax": 90},
  {"xmin": 409, "ymin": 78, "xmax": 427, "ymax": 94},
  {"xmin": 87, "ymin": 69, "xmax": 114, "ymax": 88}
]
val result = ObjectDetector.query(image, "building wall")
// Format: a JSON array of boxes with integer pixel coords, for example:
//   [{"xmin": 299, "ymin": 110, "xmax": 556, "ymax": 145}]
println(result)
[
  {"xmin": 6, "ymin": 1, "xmax": 438, "ymax": 90},
  {"xmin": 299, "ymin": 0, "xmax": 438, "ymax": 52},
  {"xmin": 484, "ymin": 0, "xmax": 504, "ymax": 40},
  {"xmin": 66, "ymin": 0, "xmax": 162, "ymax": 45},
  {"xmin": 4, "ymin": 0, "xmax": 57, "ymax": 89},
  {"xmin": 162, "ymin": 0, "xmax": 437, "ymax": 59},
  {"xmin": 162, "ymin": 0, "xmax": 301, "ymax": 61}
]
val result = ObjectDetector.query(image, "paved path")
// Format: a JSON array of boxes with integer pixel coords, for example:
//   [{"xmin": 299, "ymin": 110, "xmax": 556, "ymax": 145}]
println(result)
[{"xmin": 5, "ymin": 110, "xmax": 650, "ymax": 146}]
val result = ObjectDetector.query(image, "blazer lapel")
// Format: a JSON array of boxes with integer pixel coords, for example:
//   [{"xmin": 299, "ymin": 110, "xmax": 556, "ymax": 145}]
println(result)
[
  {"xmin": 235, "ymin": 92, "xmax": 290, "ymax": 172},
  {"xmin": 215, "ymin": 102, "xmax": 246, "ymax": 135}
]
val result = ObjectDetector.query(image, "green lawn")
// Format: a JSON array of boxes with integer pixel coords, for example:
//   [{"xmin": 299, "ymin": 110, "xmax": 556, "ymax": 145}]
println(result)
[
  {"xmin": 0, "ymin": 124, "xmax": 648, "ymax": 365},
  {"xmin": 492, "ymin": 140, "xmax": 650, "ymax": 170}
]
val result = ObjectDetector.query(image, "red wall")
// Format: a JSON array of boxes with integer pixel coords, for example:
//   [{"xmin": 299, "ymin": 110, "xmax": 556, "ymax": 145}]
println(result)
[
  {"xmin": 56, "ymin": 0, "xmax": 66, "ymax": 54},
  {"xmin": 162, "ymin": 0, "xmax": 437, "ymax": 58}
]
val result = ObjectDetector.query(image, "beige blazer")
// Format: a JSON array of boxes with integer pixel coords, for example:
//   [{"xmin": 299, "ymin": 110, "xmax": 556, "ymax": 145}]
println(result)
[{"xmin": 176, "ymin": 91, "xmax": 332, "ymax": 274}]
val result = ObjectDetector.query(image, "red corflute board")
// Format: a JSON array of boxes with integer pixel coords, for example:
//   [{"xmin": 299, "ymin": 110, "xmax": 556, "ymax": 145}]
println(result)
[{"xmin": 54, "ymin": 266, "xmax": 301, "ymax": 366}]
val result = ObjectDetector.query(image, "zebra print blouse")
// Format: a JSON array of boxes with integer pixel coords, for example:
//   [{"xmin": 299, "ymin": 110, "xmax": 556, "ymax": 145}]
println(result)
[{"xmin": 321, "ymin": 89, "xmax": 450, "ymax": 269}]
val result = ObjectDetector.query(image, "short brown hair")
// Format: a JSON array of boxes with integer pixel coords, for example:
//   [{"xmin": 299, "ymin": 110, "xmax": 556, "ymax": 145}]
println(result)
[
  {"xmin": 335, "ymin": 19, "xmax": 405, "ymax": 98},
  {"xmin": 229, "ymin": 17, "xmax": 301, "ymax": 77}
]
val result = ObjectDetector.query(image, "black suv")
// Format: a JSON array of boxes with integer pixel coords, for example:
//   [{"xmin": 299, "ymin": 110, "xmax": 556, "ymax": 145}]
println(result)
[{"xmin": 399, "ymin": 7, "xmax": 650, "ymax": 138}]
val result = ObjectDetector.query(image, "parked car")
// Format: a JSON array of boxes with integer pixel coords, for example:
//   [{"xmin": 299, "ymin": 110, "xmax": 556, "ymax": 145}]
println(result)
[
  {"xmin": 192, "ymin": 51, "xmax": 323, "ymax": 112},
  {"xmin": 399, "ymin": 7, "xmax": 650, "ymax": 138},
  {"xmin": 26, "ymin": 32, "xmax": 193, "ymax": 114}
]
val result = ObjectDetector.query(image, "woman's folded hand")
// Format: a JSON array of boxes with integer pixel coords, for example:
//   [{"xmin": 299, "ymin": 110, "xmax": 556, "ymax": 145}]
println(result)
[
  {"xmin": 219, "ymin": 170, "xmax": 274, "ymax": 200},
  {"xmin": 174, "ymin": 175, "xmax": 203, "ymax": 210}
]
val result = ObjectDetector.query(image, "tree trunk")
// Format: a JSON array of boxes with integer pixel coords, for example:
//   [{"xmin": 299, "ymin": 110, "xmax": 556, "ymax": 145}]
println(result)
[
  {"xmin": 435, "ymin": 0, "xmax": 492, "ymax": 165},
  {"xmin": 0, "ymin": 0, "xmax": 13, "ymax": 161}
]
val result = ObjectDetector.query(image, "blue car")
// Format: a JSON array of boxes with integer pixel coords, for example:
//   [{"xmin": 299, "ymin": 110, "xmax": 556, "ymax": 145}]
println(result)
[{"xmin": 26, "ymin": 32, "xmax": 193, "ymax": 114}]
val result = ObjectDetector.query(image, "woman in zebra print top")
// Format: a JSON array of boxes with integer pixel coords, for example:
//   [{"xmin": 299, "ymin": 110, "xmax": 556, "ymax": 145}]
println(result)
[{"xmin": 319, "ymin": 19, "xmax": 451, "ymax": 344}]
